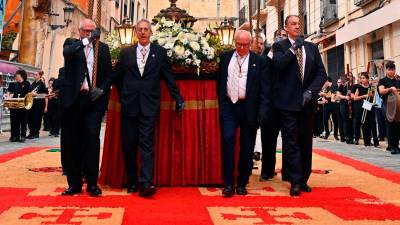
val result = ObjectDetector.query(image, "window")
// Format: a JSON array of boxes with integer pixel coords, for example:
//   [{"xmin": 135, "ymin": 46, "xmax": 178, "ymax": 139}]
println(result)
[
  {"xmin": 327, "ymin": 45, "xmax": 345, "ymax": 81},
  {"xmin": 130, "ymin": 0, "xmax": 135, "ymax": 20},
  {"xmin": 371, "ymin": 39, "xmax": 384, "ymax": 60}
]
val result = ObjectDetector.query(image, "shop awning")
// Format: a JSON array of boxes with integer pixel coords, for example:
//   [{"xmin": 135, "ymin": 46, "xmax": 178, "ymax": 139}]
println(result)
[{"xmin": 336, "ymin": 1, "xmax": 400, "ymax": 46}]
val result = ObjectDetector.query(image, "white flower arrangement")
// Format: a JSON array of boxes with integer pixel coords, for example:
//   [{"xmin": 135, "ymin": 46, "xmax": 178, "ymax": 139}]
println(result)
[
  {"xmin": 151, "ymin": 17, "xmax": 217, "ymax": 68},
  {"xmin": 105, "ymin": 30, "xmax": 122, "ymax": 60}
]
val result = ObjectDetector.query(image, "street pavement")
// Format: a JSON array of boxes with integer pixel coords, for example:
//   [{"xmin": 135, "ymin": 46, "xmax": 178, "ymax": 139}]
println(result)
[{"xmin": 0, "ymin": 125, "xmax": 399, "ymax": 172}]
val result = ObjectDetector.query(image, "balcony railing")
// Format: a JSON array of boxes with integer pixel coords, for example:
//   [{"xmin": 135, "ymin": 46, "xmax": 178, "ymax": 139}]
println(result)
[
  {"xmin": 354, "ymin": 0, "xmax": 374, "ymax": 7},
  {"xmin": 239, "ymin": 6, "xmax": 247, "ymax": 27}
]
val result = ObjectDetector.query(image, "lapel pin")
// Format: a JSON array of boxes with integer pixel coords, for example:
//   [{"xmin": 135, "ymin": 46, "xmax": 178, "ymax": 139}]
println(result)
[
  {"xmin": 152, "ymin": 54, "xmax": 155, "ymax": 58},
  {"xmin": 253, "ymin": 64, "xmax": 256, "ymax": 67}
]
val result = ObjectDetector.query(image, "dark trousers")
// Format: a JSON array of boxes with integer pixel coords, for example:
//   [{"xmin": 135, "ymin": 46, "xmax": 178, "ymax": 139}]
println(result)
[
  {"xmin": 62, "ymin": 94, "xmax": 103, "ymax": 188},
  {"xmin": 339, "ymin": 102, "xmax": 354, "ymax": 141},
  {"xmin": 362, "ymin": 107, "xmax": 378, "ymax": 146},
  {"xmin": 279, "ymin": 105, "xmax": 314, "ymax": 185},
  {"xmin": 334, "ymin": 103, "xmax": 344, "ymax": 140},
  {"xmin": 260, "ymin": 107, "xmax": 281, "ymax": 178},
  {"xmin": 353, "ymin": 103, "xmax": 363, "ymax": 141},
  {"xmin": 386, "ymin": 121, "xmax": 400, "ymax": 149},
  {"xmin": 10, "ymin": 109, "xmax": 27, "ymax": 139},
  {"xmin": 313, "ymin": 106, "xmax": 323, "ymax": 136},
  {"xmin": 48, "ymin": 101, "xmax": 60, "ymax": 135},
  {"xmin": 220, "ymin": 98, "xmax": 257, "ymax": 187},
  {"xmin": 375, "ymin": 107, "xmax": 386, "ymax": 140},
  {"xmin": 121, "ymin": 113, "xmax": 156, "ymax": 186},
  {"xmin": 323, "ymin": 103, "xmax": 338, "ymax": 137},
  {"xmin": 27, "ymin": 100, "xmax": 44, "ymax": 136}
]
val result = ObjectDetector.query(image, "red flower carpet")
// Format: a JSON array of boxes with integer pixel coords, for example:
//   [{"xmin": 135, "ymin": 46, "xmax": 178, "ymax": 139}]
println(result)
[{"xmin": 0, "ymin": 147, "xmax": 399, "ymax": 225}]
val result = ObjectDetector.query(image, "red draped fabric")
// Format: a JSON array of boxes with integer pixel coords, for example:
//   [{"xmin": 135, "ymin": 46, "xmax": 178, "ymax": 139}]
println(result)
[{"xmin": 99, "ymin": 79, "xmax": 223, "ymax": 187}]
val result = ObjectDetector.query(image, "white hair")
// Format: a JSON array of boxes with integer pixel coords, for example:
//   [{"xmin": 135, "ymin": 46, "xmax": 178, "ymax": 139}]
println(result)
[
  {"xmin": 79, "ymin": 19, "xmax": 96, "ymax": 29},
  {"xmin": 136, "ymin": 19, "xmax": 152, "ymax": 28},
  {"xmin": 235, "ymin": 30, "xmax": 252, "ymax": 42}
]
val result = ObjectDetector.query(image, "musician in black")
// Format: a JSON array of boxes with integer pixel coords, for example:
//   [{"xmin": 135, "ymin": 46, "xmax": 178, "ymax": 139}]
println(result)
[
  {"xmin": 45, "ymin": 77, "xmax": 60, "ymax": 137},
  {"xmin": 354, "ymin": 73, "xmax": 379, "ymax": 147},
  {"xmin": 27, "ymin": 71, "xmax": 48, "ymax": 139},
  {"xmin": 378, "ymin": 61, "xmax": 400, "ymax": 154},
  {"xmin": 336, "ymin": 74, "xmax": 354, "ymax": 144},
  {"xmin": 319, "ymin": 77, "xmax": 339, "ymax": 140},
  {"xmin": 7, "ymin": 69, "xmax": 31, "ymax": 142},
  {"xmin": 351, "ymin": 76, "xmax": 362, "ymax": 145}
]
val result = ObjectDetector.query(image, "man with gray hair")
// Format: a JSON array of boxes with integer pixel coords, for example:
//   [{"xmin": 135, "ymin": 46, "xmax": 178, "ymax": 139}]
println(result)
[
  {"xmin": 60, "ymin": 18, "xmax": 112, "ymax": 197},
  {"xmin": 217, "ymin": 30, "xmax": 270, "ymax": 197},
  {"xmin": 102, "ymin": 19, "xmax": 184, "ymax": 198}
]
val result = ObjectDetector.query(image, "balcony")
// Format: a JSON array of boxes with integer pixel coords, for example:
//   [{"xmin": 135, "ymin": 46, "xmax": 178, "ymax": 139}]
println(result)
[
  {"xmin": 354, "ymin": 0, "xmax": 374, "ymax": 7},
  {"xmin": 321, "ymin": 2, "xmax": 338, "ymax": 26},
  {"xmin": 239, "ymin": 6, "xmax": 247, "ymax": 27}
]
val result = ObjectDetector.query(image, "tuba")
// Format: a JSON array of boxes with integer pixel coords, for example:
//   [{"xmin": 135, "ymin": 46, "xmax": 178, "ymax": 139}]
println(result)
[{"xmin": 3, "ymin": 93, "xmax": 34, "ymax": 110}]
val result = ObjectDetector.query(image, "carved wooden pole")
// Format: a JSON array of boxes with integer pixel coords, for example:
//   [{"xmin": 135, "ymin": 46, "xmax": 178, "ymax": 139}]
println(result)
[
  {"xmin": 248, "ymin": 0, "xmax": 253, "ymax": 35},
  {"xmin": 298, "ymin": 0, "xmax": 304, "ymax": 34},
  {"xmin": 18, "ymin": 0, "xmax": 37, "ymax": 65}
]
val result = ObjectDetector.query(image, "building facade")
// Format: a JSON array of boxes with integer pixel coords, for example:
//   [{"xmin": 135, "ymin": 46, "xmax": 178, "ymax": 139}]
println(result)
[
  {"xmin": 2, "ymin": 0, "xmax": 147, "ymax": 80},
  {"xmin": 258, "ymin": 0, "xmax": 400, "ymax": 81}
]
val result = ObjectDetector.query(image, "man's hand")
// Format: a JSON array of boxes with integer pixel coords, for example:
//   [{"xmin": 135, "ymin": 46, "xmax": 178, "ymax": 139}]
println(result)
[
  {"xmin": 390, "ymin": 87, "xmax": 397, "ymax": 93},
  {"xmin": 291, "ymin": 36, "xmax": 304, "ymax": 51},
  {"xmin": 89, "ymin": 87, "xmax": 104, "ymax": 102},
  {"xmin": 175, "ymin": 101, "xmax": 185, "ymax": 113},
  {"xmin": 89, "ymin": 28, "xmax": 101, "ymax": 42},
  {"xmin": 302, "ymin": 90, "xmax": 312, "ymax": 107}
]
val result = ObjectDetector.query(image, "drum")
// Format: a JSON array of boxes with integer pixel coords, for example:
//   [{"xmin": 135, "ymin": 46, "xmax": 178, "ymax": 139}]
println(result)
[{"xmin": 385, "ymin": 91, "xmax": 400, "ymax": 122}]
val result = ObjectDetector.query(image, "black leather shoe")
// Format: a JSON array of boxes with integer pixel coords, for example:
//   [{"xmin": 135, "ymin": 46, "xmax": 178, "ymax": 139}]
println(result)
[
  {"xmin": 222, "ymin": 185, "xmax": 234, "ymax": 197},
  {"xmin": 127, "ymin": 184, "xmax": 138, "ymax": 193},
  {"xmin": 9, "ymin": 137, "xmax": 18, "ymax": 142},
  {"xmin": 26, "ymin": 135, "xmax": 35, "ymax": 139},
  {"xmin": 259, "ymin": 172, "xmax": 277, "ymax": 181},
  {"xmin": 236, "ymin": 186, "xmax": 248, "ymax": 195},
  {"xmin": 390, "ymin": 148, "xmax": 399, "ymax": 155},
  {"xmin": 300, "ymin": 183, "xmax": 312, "ymax": 192},
  {"xmin": 323, "ymin": 135, "xmax": 329, "ymax": 139},
  {"xmin": 61, "ymin": 186, "xmax": 82, "ymax": 196},
  {"xmin": 139, "ymin": 185, "xmax": 156, "ymax": 197},
  {"xmin": 354, "ymin": 140, "xmax": 359, "ymax": 145},
  {"xmin": 19, "ymin": 137, "xmax": 25, "ymax": 143},
  {"xmin": 334, "ymin": 135, "xmax": 339, "ymax": 140},
  {"xmin": 290, "ymin": 184, "xmax": 301, "ymax": 196},
  {"xmin": 253, "ymin": 152, "xmax": 261, "ymax": 161},
  {"xmin": 86, "ymin": 185, "xmax": 102, "ymax": 197},
  {"xmin": 374, "ymin": 141, "xmax": 379, "ymax": 147}
]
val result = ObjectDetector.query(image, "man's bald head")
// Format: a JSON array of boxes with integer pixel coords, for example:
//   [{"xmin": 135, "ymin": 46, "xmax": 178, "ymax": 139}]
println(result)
[{"xmin": 234, "ymin": 30, "xmax": 252, "ymax": 56}]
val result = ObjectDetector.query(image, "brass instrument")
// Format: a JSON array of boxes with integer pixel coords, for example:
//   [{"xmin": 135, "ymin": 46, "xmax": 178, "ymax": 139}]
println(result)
[
  {"xmin": 3, "ymin": 93, "xmax": 34, "ymax": 110},
  {"xmin": 361, "ymin": 79, "xmax": 377, "ymax": 124}
]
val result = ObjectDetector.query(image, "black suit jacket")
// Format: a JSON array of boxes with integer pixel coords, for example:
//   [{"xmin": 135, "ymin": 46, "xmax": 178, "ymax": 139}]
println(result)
[
  {"xmin": 217, "ymin": 50, "xmax": 269, "ymax": 128},
  {"xmin": 103, "ymin": 44, "xmax": 183, "ymax": 117},
  {"xmin": 272, "ymin": 39, "xmax": 327, "ymax": 111},
  {"xmin": 61, "ymin": 38, "xmax": 112, "ymax": 112}
]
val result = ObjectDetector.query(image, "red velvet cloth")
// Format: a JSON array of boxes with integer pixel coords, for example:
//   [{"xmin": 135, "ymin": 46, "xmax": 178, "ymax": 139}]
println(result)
[{"xmin": 99, "ymin": 80, "xmax": 223, "ymax": 187}]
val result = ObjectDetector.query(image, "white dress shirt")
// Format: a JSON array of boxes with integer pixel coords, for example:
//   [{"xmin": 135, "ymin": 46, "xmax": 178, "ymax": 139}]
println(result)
[
  {"xmin": 288, "ymin": 37, "xmax": 306, "ymax": 76},
  {"xmin": 227, "ymin": 52, "xmax": 249, "ymax": 101},
  {"xmin": 137, "ymin": 43, "xmax": 151, "ymax": 76},
  {"xmin": 81, "ymin": 38, "xmax": 94, "ymax": 90}
]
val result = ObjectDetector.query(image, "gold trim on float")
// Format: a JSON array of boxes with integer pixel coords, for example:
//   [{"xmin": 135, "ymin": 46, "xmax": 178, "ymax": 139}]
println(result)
[
  {"xmin": 108, "ymin": 100, "xmax": 121, "ymax": 112},
  {"xmin": 160, "ymin": 100, "xmax": 219, "ymax": 110}
]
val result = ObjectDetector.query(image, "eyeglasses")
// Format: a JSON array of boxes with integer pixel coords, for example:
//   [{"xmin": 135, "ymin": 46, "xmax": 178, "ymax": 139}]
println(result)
[
  {"xmin": 80, "ymin": 29, "xmax": 94, "ymax": 33},
  {"xmin": 235, "ymin": 43, "xmax": 250, "ymax": 48}
]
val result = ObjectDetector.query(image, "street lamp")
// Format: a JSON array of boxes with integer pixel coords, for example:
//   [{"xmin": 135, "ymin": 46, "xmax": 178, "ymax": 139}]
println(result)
[
  {"xmin": 63, "ymin": 2, "xmax": 75, "ymax": 27},
  {"xmin": 216, "ymin": 17, "xmax": 236, "ymax": 46},
  {"xmin": 116, "ymin": 18, "xmax": 136, "ymax": 46}
]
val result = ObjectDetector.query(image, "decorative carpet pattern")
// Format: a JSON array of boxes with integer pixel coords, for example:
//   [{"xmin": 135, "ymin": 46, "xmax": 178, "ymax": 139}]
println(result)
[{"xmin": 0, "ymin": 147, "xmax": 399, "ymax": 225}]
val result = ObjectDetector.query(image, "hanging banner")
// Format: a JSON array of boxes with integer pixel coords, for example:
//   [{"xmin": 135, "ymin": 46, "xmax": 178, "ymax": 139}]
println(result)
[{"xmin": 0, "ymin": 0, "xmax": 7, "ymax": 51}]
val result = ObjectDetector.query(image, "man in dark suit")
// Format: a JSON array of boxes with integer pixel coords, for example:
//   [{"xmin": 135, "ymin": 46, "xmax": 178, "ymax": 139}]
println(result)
[
  {"xmin": 259, "ymin": 29, "xmax": 288, "ymax": 182},
  {"xmin": 59, "ymin": 19, "xmax": 112, "ymax": 196},
  {"xmin": 102, "ymin": 19, "xmax": 184, "ymax": 198},
  {"xmin": 272, "ymin": 15, "xmax": 327, "ymax": 196},
  {"xmin": 217, "ymin": 30, "xmax": 269, "ymax": 197}
]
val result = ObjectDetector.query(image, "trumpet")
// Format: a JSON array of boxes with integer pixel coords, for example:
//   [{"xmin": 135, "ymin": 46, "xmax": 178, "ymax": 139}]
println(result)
[
  {"xmin": 3, "ymin": 93, "xmax": 34, "ymax": 110},
  {"xmin": 361, "ymin": 84, "xmax": 377, "ymax": 124}
]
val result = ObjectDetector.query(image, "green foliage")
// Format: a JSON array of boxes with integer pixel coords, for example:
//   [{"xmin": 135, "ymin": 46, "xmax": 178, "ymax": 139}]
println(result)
[{"xmin": 1, "ymin": 31, "xmax": 17, "ymax": 50}]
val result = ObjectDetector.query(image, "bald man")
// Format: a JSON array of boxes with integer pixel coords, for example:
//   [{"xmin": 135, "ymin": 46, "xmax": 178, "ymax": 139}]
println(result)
[
  {"xmin": 217, "ymin": 30, "xmax": 270, "ymax": 197},
  {"xmin": 60, "ymin": 19, "xmax": 112, "ymax": 197}
]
